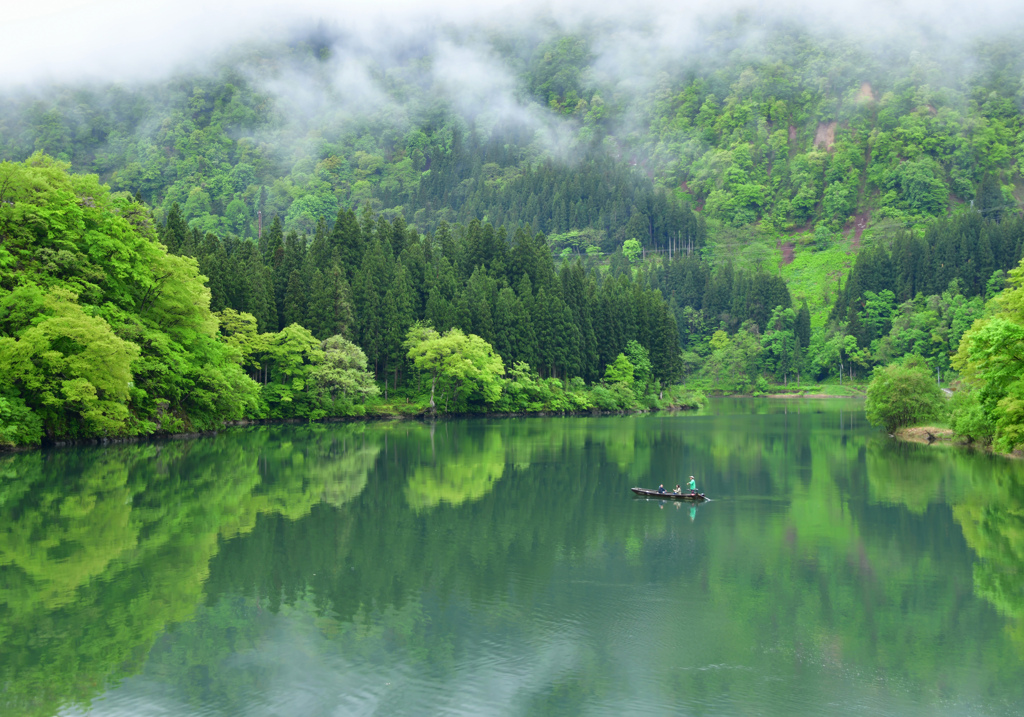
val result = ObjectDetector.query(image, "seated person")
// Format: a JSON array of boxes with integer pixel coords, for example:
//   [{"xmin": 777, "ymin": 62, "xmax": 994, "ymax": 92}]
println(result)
[
  {"xmin": 674, "ymin": 484, "xmax": 682, "ymax": 494},
  {"xmin": 658, "ymin": 484, "xmax": 666, "ymax": 493}
]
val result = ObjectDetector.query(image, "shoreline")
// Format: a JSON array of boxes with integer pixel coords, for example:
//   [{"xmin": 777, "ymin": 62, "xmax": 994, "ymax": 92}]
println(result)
[
  {"xmin": 894, "ymin": 426, "xmax": 958, "ymax": 445},
  {"xmin": 893, "ymin": 425, "xmax": 1024, "ymax": 459},
  {"xmin": 760, "ymin": 392, "xmax": 865, "ymax": 399},
  {"xmin": 4, "ymin": 404, "xmax": 704, "ymax": 453},
  {"xmin": 702, "ymin": 391, "xmax": 866, "ymax": 399},
  {"xmin": 1, "ymin": 392, "xmax": 874, "ymax": 454}
]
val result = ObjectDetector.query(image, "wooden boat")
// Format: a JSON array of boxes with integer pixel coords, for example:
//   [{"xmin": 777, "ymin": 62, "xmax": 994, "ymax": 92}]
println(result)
[{"xmin": 631, "ymin": 487, "xmax": 707, "ymax": 501}]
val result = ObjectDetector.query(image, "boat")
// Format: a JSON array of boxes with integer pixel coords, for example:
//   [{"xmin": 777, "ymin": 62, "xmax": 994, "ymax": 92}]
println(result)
[{"xmin": 631, "ymin": 487, "xmax": 707, "ymax": 501}]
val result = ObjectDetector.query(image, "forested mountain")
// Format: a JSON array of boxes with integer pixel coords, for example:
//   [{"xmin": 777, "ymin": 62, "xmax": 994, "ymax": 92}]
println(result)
[
  {"xmin": 3, "ymin": 17, "xmax": 1024, "ymax": 241},
  {"xmin": 6, "ymin": 9, "xmax": 1024, "ymax": 448}
]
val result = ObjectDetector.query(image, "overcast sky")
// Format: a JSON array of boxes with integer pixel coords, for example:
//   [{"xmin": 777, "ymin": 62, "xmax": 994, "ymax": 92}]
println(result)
[{"xmin": 2, "ymin": 0, "xmax": 1018, "ymax": 89}]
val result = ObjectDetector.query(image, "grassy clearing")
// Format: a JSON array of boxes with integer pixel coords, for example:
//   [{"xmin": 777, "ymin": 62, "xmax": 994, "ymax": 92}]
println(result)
[
  {"xmin": 764, "ymin": 382, "xmax": 867, "ymax": 396},
  {"xmin": 779, "ymin": 235, "xmax": 856, "ymax": 329}
]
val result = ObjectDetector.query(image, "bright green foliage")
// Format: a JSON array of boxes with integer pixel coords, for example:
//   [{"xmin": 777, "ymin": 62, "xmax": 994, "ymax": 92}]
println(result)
[
  {"xmin": 214, "ymin": 309, "xmax": 269, "ymax": 376},
  {"xmin": 622, "ymin": 239, "xmax": 642, "ymax": 264},
  {"xmin": 0, "ymin": 289, "xmax": 138, "ymax": 437},
  {"xmin": 596, "ymin": 351, "xmax": 641, "ymax": 410},
  {"xmin": 0, "ymin": 157, "xmax": 260, "ymax": 444},
  {"xmin": 948, "ymin": 390, "xmax": 995, "ymax": 444},
  {"xmin": 865, "ymin": 362, "xmax": 946, "ymax": 433},
  {"xmin": 261, "ymin": 324, "xmax": 323, "ymax": 418},
  {"xmin": 499, "ymin": 362, "xmax": 548, "ymax": 413},
  {"xmin": 604, "ymin": 354, "xmax": 635, "ymax": 389},
  {"xmin": 760, "ymin": 306, "xmax": 799, "ymax": 382},
  {"xmin": 872, "ymin": 285, "xmax": 984, "ymax": 374},
  {"xmin": 699, "ymin": 327, "xmax": 764, "ymax": 393},
  {"xmin": 308, "ymin": 335, "xmax": 380, "ymax": 414},
  {"xmin": 404, "ymin": 324, "xmax": 505, "ymax": 411},
  {"xmin": 0, "ymin": 393, "xmax": 43, "ymax": 447},
  {"xmin": 496, "ymin": 362, "xmax": 593, "ymax": 413},
  {"xmin": 624, "ymin": 340, "xmax": 653, "ymax": 397},
  {"xmin": 952, "ymin": 260, "xmax": 1024, "ymax": 451}
]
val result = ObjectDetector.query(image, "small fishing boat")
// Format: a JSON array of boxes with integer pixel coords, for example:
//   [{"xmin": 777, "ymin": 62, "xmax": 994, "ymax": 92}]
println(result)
[{"xmin": 631, "ymin": 487, "xmax": 707, "ymax": 501}]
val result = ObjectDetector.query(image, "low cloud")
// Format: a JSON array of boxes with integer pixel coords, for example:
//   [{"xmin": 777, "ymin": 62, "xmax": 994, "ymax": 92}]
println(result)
[{"xmin": 5, "ymin": 0, "xmax": 1019, "ymax": 89}]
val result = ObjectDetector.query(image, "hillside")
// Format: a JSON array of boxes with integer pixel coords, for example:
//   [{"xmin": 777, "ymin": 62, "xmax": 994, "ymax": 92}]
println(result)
[
  {"xmin": 3, "ymin": 19, "xmax": 1024, "ymax": 242},
  {"xmin": 5, "ymin": 12, "xmax": 1024, "ymax": 447}
]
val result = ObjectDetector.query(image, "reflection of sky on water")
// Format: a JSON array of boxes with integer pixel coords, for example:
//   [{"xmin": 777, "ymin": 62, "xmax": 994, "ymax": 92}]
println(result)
[
  {"xmin": 65, "ymin": 552, "xmax": 1012, "ymax": 717},
  {"xmin": 21, "ymin": 403, "xmax": 1024, "ymax": 715}
]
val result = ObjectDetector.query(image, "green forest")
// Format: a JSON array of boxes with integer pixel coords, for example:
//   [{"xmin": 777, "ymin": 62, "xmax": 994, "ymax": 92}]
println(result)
[{"xmin": 5, "ymin": 16, "xmax": 1024, "ymax": 448}]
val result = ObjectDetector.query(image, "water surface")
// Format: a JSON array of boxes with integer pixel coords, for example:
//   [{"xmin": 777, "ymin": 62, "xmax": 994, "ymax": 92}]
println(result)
[{"xmin": 3, "ymin": 399, "xmax": 1023, "ymax": 715}]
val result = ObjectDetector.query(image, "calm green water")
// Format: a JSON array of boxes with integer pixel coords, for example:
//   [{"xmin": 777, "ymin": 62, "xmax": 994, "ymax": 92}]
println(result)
[{"xmin": 3, "ymin": 399, "xmax": 1024, "ymax": 716}]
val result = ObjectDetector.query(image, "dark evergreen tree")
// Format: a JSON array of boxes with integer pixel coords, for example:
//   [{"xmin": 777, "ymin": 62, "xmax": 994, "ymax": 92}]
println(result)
[
  {"xmin": 331, "ymin": 209, "xmax": 365, "ymax": 282},
  {"xmin": 494, "ymin": 286, "xmax": 538, "ymax": 368},
  {"xmin": 560, "ymin": 261, "xmax": 599, "ymax": 381},
  {"xmin": 262, "ymin": 215, "xmax": 283, "ymax": 265},
  {"xmin": 161, "ymin": 202, "xmax": 188, "ymax": 254},
  {"xmin": 795, "ymin": 300, "xmax": 812, "ymax": 349},
  {"xmin": 425, "ymin": 256, "xmax": 459, "ymax": 332},
  {"xmin": 283, "ymin": 269, "xmax": 306, "ymax": 327}
]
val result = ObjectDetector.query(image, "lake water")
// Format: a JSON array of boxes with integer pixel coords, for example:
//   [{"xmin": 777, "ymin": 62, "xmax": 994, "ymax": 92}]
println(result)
[{"xmin": 3, "ymin": 399, "xmax": 1024, "ymax": 716}]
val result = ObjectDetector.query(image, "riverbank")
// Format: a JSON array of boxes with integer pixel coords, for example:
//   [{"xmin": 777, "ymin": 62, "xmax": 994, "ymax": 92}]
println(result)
[
  {"xmin": 757, "ymin": 392, "xmax": 865, "ymax": 398},
  {"xmin": 893, "ymin": 425, "xmax": 1024, "ymax": 460},
  {"xmin": 6, "ymin": 401, "xmax": 707, "ymax": 452},
  {"xmin": 700, "ymin": 386, "xmax": 867, "ymax": 399},
  {"xmin": 894, "ymin": 426, "xmax": 958, "ymax": 445}
]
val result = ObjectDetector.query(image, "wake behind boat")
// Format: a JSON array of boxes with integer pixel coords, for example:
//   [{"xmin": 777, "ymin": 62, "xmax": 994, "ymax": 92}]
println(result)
[{"xmin": 631, "ymin": 487, "xmax": 707, "ymax": 501}]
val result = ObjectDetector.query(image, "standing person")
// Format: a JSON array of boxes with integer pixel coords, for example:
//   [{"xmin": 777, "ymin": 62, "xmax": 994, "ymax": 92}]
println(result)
[{"xmin": 687, "ymin": 476, "xmax": 697, "ymax": 494}]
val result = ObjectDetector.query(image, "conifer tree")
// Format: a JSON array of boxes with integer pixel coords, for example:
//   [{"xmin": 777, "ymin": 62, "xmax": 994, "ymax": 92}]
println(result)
[
  {"xmin": 649, "ymin": 301, "xmax": 683, "ymax": 383},
  {"xmin": 795, "ymin": 300, "xmax": 812, "ymax": 349},
  {"xmin": 494, "ymin": 286, "xmax": 537, "ymax": 368},
  {"xmin": 434, "ymin": 220, "xmax": 456, "ymax": 262},
  {"xmin": 425, "ymin": 256, "xmax": 459, "ymax": 332},
  {"xmin": 306, "ymin": 266, "xmax": 354, "ymax": 341},
  {"xmin": 198, "ymin": 237, "xmax": 229, "ymax": 311},
  {"xmin": 352, "ymin": 237, "xmax": 392, "ymax": 375},
  {"xmin": 283, "ymin": 269, "xmax": 306, "ymax": 328},
  {"xmin": 531, "ymin": 286, "xmax": 558, "ymax": 377},
  {"xmin": 162, "ymin": 203, "xmax": 188, "ymax": 254},
  {"xmin": 331, "ymin": 209, "xmax": 364, "ymax": 282},
  {"xmin": 241, "ymin": 248, "xmax": 275, "ymax": 332},
  {"xmin": 560, "ymin": 261, "xmax": 599, "ymax": 381},
  {"xmin": 464, "ymin": 267, "xmax": 497, "ymax": 345},
  {"xmin": 510, "ymin": 227, "xmax": 538, "ymax": 288},
  {"xmin": 390, "ymin": 215, "xmax": 408, "ymax": 258},
  {"xmin": 401, "ymin": 241, "xmax": 428, "ymax": 319},
  {"xmin": 308, "ymin": 216, "xmax": 331, "ymax": 269},
  {"xmin": 552, "ymin": 298, "xmax": 584, "ymax": 380},
  {"xmin": 382, "ymin": 264, "xmax": 415, "ymax": 389},
  {"xmin": 262, "ymin": 215, "xmax": 283, "ymax": 265}
]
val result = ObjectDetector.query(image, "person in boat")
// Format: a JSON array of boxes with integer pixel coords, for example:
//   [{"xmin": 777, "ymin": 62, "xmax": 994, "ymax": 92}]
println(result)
[
  {"xmin": 658, "ymin": 484, "xmax": 666, "ymax": 493},
  {"xmin": 687, "ymin": 476, "xmax": 697, "ymax": 494},
  {"xmin": 674, "ymin": 484, "xmax": 682, "ymax": 494}
]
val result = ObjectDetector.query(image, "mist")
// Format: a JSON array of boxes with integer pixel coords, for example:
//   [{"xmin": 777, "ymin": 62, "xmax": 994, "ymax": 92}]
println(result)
[
  {"xmin": 5, "ymin": 0, "xmax": 1024, "ymax": 233},
  {"xmin": 6, "ymin": 0, "xmax": 1020, "ymax": 89}
]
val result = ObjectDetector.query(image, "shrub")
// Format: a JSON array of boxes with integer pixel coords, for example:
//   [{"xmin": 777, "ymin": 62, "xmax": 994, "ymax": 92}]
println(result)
[{"xmin": 865, "ymin": 363, "xmax": 946, "ymax": 433}]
